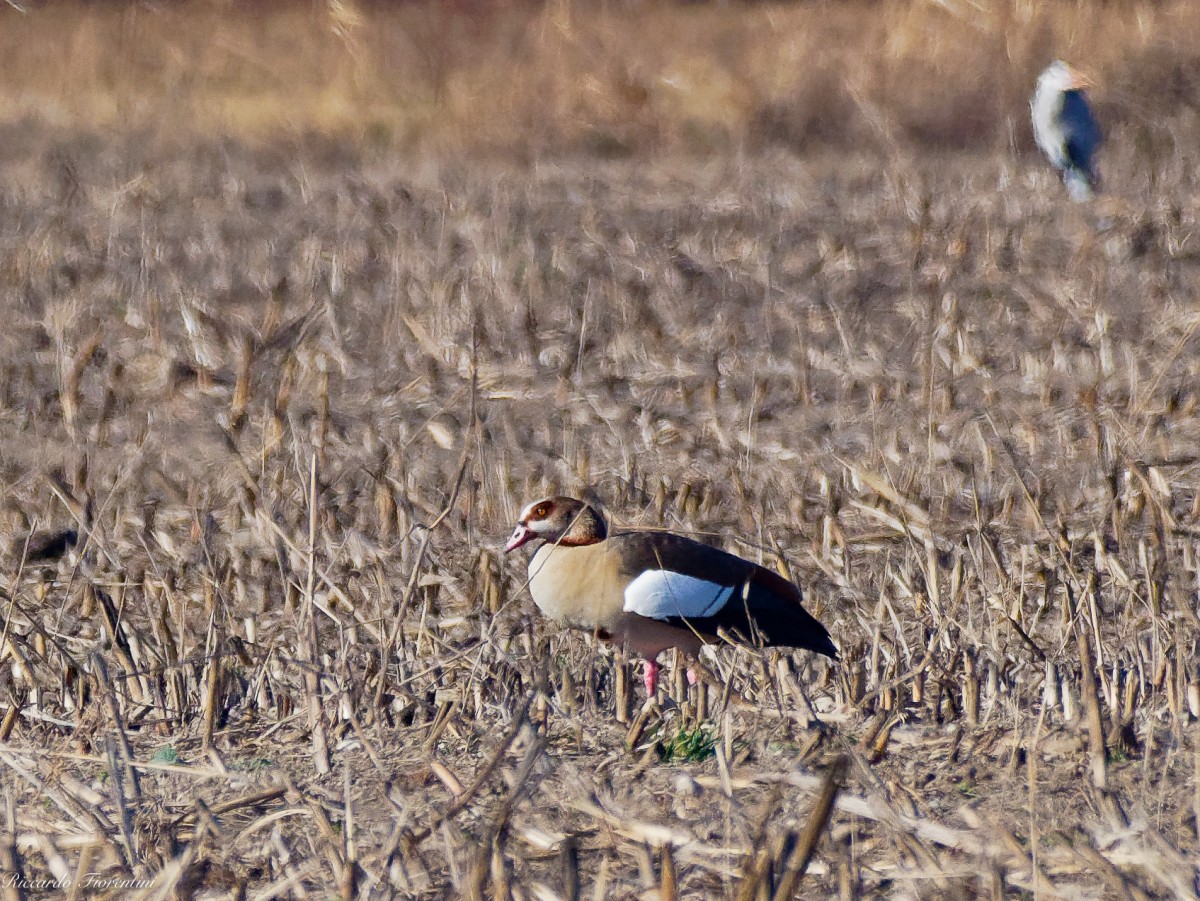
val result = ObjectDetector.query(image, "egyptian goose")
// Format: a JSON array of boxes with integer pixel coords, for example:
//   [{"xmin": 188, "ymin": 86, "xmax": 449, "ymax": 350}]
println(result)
[
  {"xmin": 504, "ymin": 496, "xmax": 838, "ymax": 696},
  {"xmin": 1031, "ymin": 60, "xmax": 1102, "ymax": 202}
]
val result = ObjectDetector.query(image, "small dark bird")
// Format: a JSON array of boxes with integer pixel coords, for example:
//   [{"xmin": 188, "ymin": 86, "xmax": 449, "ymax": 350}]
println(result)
[
  {"xmin": 20, "ymin": 529, "xmax": 79, "ymax": 563},
  {"xmin": 504, "ymin": 496, "xmax": 838, "ymax": 696}
]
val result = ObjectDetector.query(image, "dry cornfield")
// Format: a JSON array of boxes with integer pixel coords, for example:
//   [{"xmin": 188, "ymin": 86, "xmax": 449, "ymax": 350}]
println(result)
[{"xmin": 1, "ymin": 2, "xmax": 1200, "ymax": 899}]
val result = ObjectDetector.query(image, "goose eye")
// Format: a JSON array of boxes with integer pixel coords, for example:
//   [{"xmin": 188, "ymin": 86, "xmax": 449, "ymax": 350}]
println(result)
[{"xmin": 534, "ymin": 504, "xmax": 549, "ymax": 518}]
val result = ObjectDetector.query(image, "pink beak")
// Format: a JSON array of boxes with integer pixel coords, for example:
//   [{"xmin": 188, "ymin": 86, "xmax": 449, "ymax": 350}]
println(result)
[{"xmin": 504, "ymin": 523, "xmax": 535, "ymax": 553}]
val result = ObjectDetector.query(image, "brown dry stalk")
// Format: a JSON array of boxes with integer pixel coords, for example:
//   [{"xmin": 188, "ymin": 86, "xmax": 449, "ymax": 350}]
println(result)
[
  {"xmin": 559, "ymin": 834, "xmax": 581, "ymax": 901},
  {"xmin": 303, "ymin": 453, "xmax": 331, "ymax": 776},
  {"xmin": 734, "ymin": 783, "xmax": 785, "ymax": 901},
  {"xmin": 1076, "ymin": 625, "xmax": 1109, "ymax": 790},
  {"xmin": 1062, "ymin": 829, "xmax": 1154, "ymax": 901},
  {"xmin": 102, "ymin": 736, "xmax": 138, "ymax": 874},
  {"xmin": 769, "ymin": 755, "xmax": 847, "ymax": 901},
  {"xmin": 201, "ymin": 629, "xmax": 222, "ymax": 750},
  {"xmin": 377, "ymin": 373, "xmax": 474, "ymax": 675},
  {"xmin": 405, "ymin": 693, "xmax": 534, "ymax": 848},
  {"xmin": 0, "ymin": 823, "xmax": 23, "ymax": 901}
]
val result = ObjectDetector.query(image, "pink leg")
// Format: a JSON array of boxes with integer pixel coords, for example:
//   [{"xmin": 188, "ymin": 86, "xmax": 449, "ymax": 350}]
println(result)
[
  {"xmin": 642, "ymin": 659, "xmax": 659, "ymax": 697},
  {"xmin": 686, "ymin": 667, "xmax": 698, "ymax": 687}
]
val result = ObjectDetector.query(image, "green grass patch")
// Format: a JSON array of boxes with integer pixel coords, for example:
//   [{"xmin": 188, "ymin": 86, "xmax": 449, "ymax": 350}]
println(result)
[{"xmin": 657, "ymin": 723, "xmax": 718, "ymax": 763}]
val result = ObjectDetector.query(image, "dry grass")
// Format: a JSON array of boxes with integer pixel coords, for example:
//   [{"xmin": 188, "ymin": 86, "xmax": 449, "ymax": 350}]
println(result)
[
  {"xmin": 2, "ymin": 0, "xmax": 1200, "ymax": 156},
  {"xmin": 0, "ymin": 1, "xmax": 1199, "ymax": 899}
]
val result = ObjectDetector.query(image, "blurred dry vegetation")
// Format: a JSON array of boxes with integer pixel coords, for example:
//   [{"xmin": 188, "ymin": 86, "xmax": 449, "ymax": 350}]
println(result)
[
  {"xmin": 1, "ymin": 0, "xmax": 1199, "ymax": 155},
  {"xmin": 0, "ymin": 0, "xmax": 1200, "ymax": 899}
]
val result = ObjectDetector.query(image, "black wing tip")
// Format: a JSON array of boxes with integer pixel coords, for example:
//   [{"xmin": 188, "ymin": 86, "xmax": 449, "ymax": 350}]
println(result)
[
  {"xmin": 794, "ymin": 609, "xmax": 838, "ymax": 660},
  {"xmin": 757, "ymin": 608, "xmax": 838, "ymax": 659},
  {"xmin": 812, "ymin": 634, "xmax": 839, "ymax": 661},
  {"xmin": 771, "ymin": 622, "xmax": 838, "ymax": 659}
]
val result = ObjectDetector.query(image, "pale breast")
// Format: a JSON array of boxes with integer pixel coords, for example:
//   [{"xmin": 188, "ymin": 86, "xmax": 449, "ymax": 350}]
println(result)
[{"xmin": 527, "ymin": 541, "xmax": 626, "ymax": 631}]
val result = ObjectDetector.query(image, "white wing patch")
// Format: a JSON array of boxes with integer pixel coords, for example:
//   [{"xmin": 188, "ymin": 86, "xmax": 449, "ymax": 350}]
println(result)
[{"xmin": 623, "ymin": 570, "xmax": 734, "ymax": 621}]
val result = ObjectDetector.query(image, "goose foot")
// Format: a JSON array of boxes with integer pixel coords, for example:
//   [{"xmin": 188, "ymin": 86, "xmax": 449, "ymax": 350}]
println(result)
[{"xmin": 642, "ymin": 659, "xmax": 659, "ymax": 696}]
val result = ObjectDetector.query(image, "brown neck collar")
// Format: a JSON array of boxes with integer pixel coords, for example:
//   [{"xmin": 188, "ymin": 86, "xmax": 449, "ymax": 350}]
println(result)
[
  {"xmin": 555, "ymin": 504, "xmax": 607, "ymax": 546},
  {"xmin": 553, "ymin": 532, "xmax": 604, "ymax": 548}
]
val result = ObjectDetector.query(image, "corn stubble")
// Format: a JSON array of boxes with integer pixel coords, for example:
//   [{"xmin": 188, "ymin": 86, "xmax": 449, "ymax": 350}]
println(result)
[{"xmin": 0, "ymin": 3, "xmax": 1198, "ymax": 899}]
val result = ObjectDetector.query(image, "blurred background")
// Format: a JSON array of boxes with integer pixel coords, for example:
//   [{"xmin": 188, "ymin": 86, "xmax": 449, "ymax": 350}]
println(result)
[{"xmin": 2, "ymin": 0, "xmax": 1197, "ymax": 162}]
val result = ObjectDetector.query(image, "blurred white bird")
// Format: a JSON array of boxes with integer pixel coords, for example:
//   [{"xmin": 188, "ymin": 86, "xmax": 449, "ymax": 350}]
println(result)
[{"xmin": 1031, "ymin": 60, "xmax": 1102, "ymax": 202}]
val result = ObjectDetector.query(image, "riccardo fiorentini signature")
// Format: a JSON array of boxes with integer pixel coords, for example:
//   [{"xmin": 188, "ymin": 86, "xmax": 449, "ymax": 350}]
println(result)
[{"xmin": 3, "ymin": 873, "xmax": 156, "ymax": 891}]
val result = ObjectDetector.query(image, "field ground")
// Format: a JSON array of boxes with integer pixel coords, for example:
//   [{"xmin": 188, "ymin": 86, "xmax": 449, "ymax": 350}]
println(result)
[{"xmin": 1, "ymin": 2, "xmax": 1200, "ymax": 900}]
